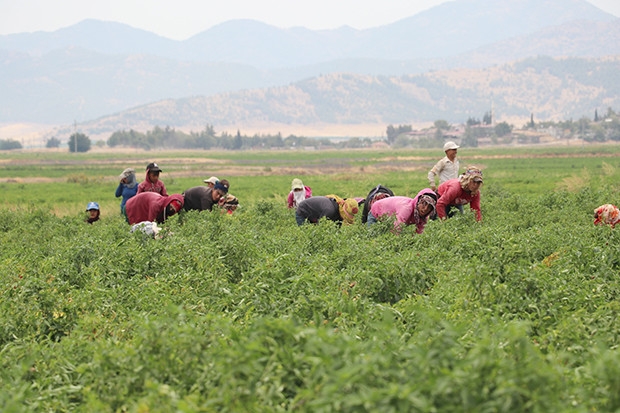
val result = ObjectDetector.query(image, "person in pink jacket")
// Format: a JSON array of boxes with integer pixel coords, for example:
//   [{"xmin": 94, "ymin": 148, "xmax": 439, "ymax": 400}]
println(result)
[
  {"xmin": 367, "ymin": 188, "xmax": 437, "ymax": 234},
  {"xmin": 287, "ymin": 178, "xmax": 312, "ymax": 209},
  {"xmin": 436, "ymin": 166, "xmax": 483, "ymax": 221}
]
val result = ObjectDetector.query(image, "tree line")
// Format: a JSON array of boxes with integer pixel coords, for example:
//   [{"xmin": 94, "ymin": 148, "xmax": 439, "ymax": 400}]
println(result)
[{"xmin": 23, "ymin": 106, "xmax": 620, "ymax": 153}]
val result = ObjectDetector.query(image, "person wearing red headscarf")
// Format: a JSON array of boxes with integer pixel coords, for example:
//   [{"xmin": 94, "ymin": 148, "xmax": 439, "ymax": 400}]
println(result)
[{"xmin": 125, "ymin": 192, "xmax": 184, "ymax": 225}]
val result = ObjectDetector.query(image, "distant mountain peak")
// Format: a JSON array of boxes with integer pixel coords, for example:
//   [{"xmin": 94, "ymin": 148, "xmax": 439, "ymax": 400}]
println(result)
[{"xmin": 1, "ymin": 0, "xmax": 619, "ymax": 126}]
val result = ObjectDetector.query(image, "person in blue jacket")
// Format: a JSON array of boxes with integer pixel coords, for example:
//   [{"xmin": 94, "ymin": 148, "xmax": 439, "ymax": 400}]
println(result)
[{"xmin": 115, "ymin": 168, "xmax": 138, "ymax": 220}]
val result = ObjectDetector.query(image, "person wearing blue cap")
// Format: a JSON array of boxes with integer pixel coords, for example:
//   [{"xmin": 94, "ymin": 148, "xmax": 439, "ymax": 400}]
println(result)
[{"xmin": 85, "ymin": 202, "xmax": 100, "ymax": 224}]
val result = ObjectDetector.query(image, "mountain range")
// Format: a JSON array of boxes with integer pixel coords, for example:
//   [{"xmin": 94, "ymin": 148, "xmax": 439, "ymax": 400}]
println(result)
[{"xmin": 1, "ymin": 0, "xmax": 619, "ymax": 140}]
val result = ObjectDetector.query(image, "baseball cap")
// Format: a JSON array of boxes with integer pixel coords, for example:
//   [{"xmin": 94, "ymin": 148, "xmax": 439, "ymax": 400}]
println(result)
[
  {"xmin": 443, "ymin": 141, "xmax": 459, "ymax": 151},
  {"xmin": 203, "ymin": 176, "xmax": 219, "ymax": 185},
  {"xmin": 86, "ymin": 202, "xmax": 99, "ymax": 211},
  {"xmin": 146, "ymin": 162, "xmax": 162, "ymax": 173}
]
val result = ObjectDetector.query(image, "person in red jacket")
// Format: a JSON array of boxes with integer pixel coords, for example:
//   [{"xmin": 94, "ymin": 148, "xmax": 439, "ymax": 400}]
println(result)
[
  {"xmin": 436, "ymin": 166, "xmax": 483, "ymax": 221},
  {"xmin": 137, "ymin": 162, "xmax": 168, "ymax": 196},
  {"xmin": 125, "ymin": 192, "xmax": 184, "ymax": 225}
]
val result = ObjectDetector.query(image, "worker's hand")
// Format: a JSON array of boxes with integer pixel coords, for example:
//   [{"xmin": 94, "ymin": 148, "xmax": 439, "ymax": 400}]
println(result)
[{"xmin": 430, "ymin": 185, "xmax": 436, "ymax": 192}]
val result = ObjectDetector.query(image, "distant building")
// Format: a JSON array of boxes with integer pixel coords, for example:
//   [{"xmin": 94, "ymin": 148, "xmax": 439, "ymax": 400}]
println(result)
[{"xmin": 371, "ymin": 141, "xmax": 390, "ymax": 149}]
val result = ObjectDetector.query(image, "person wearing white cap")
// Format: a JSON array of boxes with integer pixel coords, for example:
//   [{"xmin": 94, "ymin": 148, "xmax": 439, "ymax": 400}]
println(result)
[
  {"xmin": 287, "ymin": 178, "xmax": 312, "ymax": 209},
  {"xmin": 203, "ymin": 176, "xmax": 219, "ymax": 188},
  {"xmin": 428, "ymin": 141, "xmax": 460, "ymax": 192}
]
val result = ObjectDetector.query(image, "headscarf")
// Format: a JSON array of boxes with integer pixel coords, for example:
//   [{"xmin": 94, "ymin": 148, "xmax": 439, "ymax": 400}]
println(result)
[
  {"xmin": 326, "ymin": 194, "xmax": 359, "ymax": 225},
  {"xmin": 413, "ymin": 193, "xmax": 437, "ymax": 223},
  {"xmin": 594, "ymin": 204, "xmax": 620, "ymax": 227},
  {"xmin": 291, "ymin": 178, "xmax": 306, "ymax": 206},
  {"xmin": 221, "ymin": 194, "xmax": 239, "ymax": 207},
  {"xmin": 119, "ymin": 168, "xmax": 137, "ymax": 188},
  {"xmin": 221, "ymin": 194, "xmax": 239, "ymax": 214},
  {"xmin": 293, "ymin": 189, "xmax": 306, "ymax": 207},
  {"xmin": 459, "ymin": 166, "xmax": 483, "ymax": 189}
]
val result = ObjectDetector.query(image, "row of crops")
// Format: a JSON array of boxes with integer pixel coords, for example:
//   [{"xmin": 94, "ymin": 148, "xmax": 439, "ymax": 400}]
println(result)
[{"xmin": 2, "ymin": 178, "xmax": 620, "ymax": 411}]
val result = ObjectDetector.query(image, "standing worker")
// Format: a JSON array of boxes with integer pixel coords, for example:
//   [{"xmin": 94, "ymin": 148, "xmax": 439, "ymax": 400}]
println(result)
[
  {"xmin": 115, "ymin": 168, "xmax": 138, "ymax": 220},
  {"xmin": 137, "ymin": 162, "xmax": 168, "ymax": 196},
  {"xmin": 428, "ymin": 141, "xmax": 460, "ymax": 192}
]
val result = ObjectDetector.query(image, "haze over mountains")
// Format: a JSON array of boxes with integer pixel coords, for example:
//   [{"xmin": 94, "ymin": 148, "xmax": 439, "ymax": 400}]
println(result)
[{"xmin": 1, "ymin": 0, "xmax": 619, "ymax": 139}]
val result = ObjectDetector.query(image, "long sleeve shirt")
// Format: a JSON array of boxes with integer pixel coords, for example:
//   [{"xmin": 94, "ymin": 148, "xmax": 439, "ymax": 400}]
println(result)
[
  {"xmin": 428, "ymin": 156, "xmax": 459, "ymax": 187},
  {"xmin": 296, "ymin": 196, "xmax": 340, "ymax": 223},
  {"xmin": 369, "ymin": 189, "xmax": 436, "ymax": 234},
  {"xmin": 436, "ymin": 179, "xmax": 481, "ymax": 221},
  {"xmin": 182, "ymin": 186, "xmax": 218, "ymax": 212}
]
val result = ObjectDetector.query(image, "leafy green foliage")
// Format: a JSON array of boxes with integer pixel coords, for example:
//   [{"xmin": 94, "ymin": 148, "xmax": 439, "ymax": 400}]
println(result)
[
  {"xmin": 68, "ymin": 133, "xmax": 91, "ymax": 153},
  {"xmin": 0, "ymin": 139, "xmax": 22, "ymax": 150},
  {"xmin": 45, "ymin": 137, "xmax": 61, "ymax": 148},
  {"xmin": 1, "ymin": 148, "xmax": 620, "ymax": 410}
]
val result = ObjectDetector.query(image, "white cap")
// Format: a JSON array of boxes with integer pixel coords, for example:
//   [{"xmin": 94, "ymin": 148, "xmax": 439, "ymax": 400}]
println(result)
[
  {"xmin": 203, "ymin": 176, "xmax": 219, "ymax": 185},
  {"xmin": 443, "ymin": 141, "xmax": 459, "ymax": 151}
]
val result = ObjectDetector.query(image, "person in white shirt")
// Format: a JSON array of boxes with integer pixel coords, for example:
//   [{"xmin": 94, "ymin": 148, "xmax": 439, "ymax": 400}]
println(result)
[
  {"xmin": 428, "ymin": 141, "xmax": 462, "ymax": 215},
  {"xmin": 428, "ymin": 141, "xmax": 460, "ymax": 192}
]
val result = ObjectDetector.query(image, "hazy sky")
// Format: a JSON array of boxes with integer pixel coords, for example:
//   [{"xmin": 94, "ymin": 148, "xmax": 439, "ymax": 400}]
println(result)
[{"xmin": 1, "ymin": 0, "xmax": 619, "ymax": 40}]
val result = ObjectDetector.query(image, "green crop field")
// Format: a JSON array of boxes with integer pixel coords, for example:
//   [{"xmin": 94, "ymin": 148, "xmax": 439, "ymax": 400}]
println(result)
[{"xmin": 2, "ymin": 146, "xmax": 620, "ymax": 411}]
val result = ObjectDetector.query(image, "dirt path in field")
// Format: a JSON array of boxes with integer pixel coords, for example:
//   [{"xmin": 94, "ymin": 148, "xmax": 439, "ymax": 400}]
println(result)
[
  {"xmin": 1, "ymin": 149, "xmax": 618, "ymax": 184},
  {"xmin": 0, "ymin": 164, "xmax": 432, "ymax": 184}
]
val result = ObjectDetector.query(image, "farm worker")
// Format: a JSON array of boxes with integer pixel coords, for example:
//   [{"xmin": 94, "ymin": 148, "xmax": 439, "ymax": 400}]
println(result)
[
  {"xmin": 428, "ymin": 141, "xmax": 461, "ymax": 215},
  {"xmin": 85, "ymin": 201, "xmax": 100, "ymax": 224},
  {"xmin": 115, "ymin": 168, "xmax": 138, "ymax": 220},
  {"xmin": 367, "ymin": 189, "xmax": 437, "ymax": 234},
  {"xmin": 219, "ymin": 194, "xmax": 239, "ymax": 214},
  {"xmin": 361, "ymin": 184, "xmax": 394, "ymax": 224},
  {"xmin": 295, "ymin": 195, "xmax": 358, "ymax": 226},
  {"xmin": 125, "ymin": 192, "xmax": 184, "ymax": 225},
  {"xmin": 137, "ymin": 162, "xmax": 168, "ymax": 196},
  {"xmin": 436, "ymin": 166, "xmax": 483, "ymax": 221},
  {"xmin": 594, "ymin": 204, "xmax": 620, "ymax": 228},
  {"xmin": 203, "ymin": 176, "xmax": 219, "ymax": 188},
  {"xmin": 428, "ymin": 141, "xmax": 460, "ymax": 191},
  {"xmin": 218, "ymin": 179, "xmax": 230, "ymax": 192},
  {"xmin": 287, "ymin": 178, "xmax": 312, "ymax": 209},
  {"xmin": 182, "ymin": 181, "xmax": 228, "ymax": 212}
]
